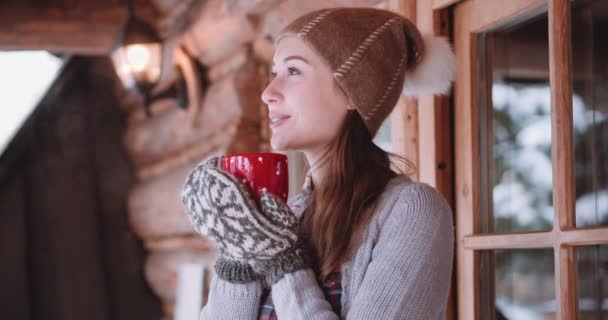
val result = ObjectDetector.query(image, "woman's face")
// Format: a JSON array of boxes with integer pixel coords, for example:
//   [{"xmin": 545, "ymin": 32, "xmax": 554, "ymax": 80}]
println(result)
[{"xmin": 261, "ymin": 36, "xmax": 351, "ymax": 152}]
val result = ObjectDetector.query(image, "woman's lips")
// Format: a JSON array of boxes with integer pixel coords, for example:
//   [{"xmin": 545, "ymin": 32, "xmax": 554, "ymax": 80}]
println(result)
[{"xmin": 270, "ymin": 115, "xmax": 290, "ymax": 128}]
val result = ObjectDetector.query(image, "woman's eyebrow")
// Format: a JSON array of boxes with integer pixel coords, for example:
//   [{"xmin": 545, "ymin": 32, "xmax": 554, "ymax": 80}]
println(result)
[{"xmin": 272, "ymin": 55, "xmax": 310, "ymax": 67}]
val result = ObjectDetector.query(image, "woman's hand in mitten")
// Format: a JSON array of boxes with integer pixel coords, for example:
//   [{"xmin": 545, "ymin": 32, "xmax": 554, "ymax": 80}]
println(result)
[
  {"xmin": 252, "ymin": 191, "xmax": 312, "ymax": 284},
  {"xmin": 181, "ymin": 156, "xmax": 260, "ymax": 283},
  {"xmin": 199, "ymin": 165, "xmax": 311, "ymax": 285}
]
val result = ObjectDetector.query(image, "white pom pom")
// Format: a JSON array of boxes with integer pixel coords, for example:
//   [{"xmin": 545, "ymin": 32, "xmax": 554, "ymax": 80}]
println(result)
[{"xmin": 403, "ymin": 35, "xmax": 456, "ymax": 97}]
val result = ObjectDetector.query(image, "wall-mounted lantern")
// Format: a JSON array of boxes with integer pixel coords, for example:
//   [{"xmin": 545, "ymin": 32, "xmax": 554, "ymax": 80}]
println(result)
[
  {"xmin": 111, "ymin": 0, "xmax": 207, "ymax": 118},
  {"xmin": 111, "ymin": 0, "xmax": 163, "ymax": 115}
]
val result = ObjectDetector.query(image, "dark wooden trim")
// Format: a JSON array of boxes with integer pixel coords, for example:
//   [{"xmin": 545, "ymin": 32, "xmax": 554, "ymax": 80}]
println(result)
[
  {"xmin": 0, "ymin": 1, "xmax": 159, "ymax": 55},
  {"xmin": 0, "ymin": 6, "xmax": 125, "ymax": 54}
]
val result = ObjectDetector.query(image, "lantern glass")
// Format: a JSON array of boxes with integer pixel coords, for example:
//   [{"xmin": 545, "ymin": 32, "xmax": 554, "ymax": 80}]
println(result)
[{"xmin": 111, "ymin": 42, "xmax": 162, "ymax": 91}]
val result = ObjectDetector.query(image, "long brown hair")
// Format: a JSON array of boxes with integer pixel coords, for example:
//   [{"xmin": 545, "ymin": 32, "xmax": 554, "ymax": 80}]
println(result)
[{"xmin": 299, "ymin": 111, "xmax": 414, "ymax": 281}]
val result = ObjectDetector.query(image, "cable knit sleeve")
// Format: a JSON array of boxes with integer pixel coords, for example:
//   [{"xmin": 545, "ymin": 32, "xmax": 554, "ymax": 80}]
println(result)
[
  {"xmin": 270, "ymin": 183, "xmax": 454, "ymax": 320},
  {"xmin": 199, "ymin": 276, "xmax": 263, "ymax": 320}
]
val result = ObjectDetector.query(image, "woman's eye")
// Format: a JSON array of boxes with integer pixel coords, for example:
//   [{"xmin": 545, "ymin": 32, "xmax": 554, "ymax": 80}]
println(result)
[
  {"xmin": 287, "ymin": 67, "xmax": 300, "ymax": 75},
  {"xmin": 270, "ymin": 67, "xmax": 300, "ymax": 79}
]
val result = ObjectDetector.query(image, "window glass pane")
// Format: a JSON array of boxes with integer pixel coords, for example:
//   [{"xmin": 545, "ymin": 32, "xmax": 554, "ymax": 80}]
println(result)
[
  {"xmin": 577, "ymin": 245, "xmax": 608, "ymax": 320},
  {"xmin": 478, "ymin": 12, "xmax": 553, "ymax": 233},
  {"xmin": 571, "ymin": 0, "xmax": 608, "ymax": 228},
  {"xmin": 480, "ymin": 249, "xmax": 556, "ymax": 320},
  {"xmin": 373, "ymin": 118, "xmax": 392, "ymax": 152}
]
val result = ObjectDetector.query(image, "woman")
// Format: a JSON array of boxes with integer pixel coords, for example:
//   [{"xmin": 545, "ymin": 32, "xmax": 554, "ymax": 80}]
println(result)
[{"xmin": 181, "ymin": 7, "xmax": 456, "ymax": 320}]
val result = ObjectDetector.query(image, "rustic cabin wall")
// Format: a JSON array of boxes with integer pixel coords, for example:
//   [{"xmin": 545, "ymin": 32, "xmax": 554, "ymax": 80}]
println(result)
[{"xmin": 0, "ymin": 57, "xmax": 161, "ymax": 320}]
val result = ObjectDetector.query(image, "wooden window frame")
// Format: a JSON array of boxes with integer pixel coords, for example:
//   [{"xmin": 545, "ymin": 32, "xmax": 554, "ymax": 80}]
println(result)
[{"xmin": 453, "ymin": 0, "xmax": 608, "ymax": 319}]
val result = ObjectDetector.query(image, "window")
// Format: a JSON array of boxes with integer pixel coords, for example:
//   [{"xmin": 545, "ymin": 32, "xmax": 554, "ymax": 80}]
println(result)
[
  {"xmin": 373, "ymin": 119, "xmax": 392, "ymax": 152},
  {"xmin": 454, "ymin": 0, "xmax": 608, "ymax": 319}
]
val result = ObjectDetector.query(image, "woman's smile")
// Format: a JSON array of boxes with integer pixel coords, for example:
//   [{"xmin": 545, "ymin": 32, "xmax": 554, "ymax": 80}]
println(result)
[{"xmin": 269, "ymin": 111, "xmax": 291, "ymax": 128}]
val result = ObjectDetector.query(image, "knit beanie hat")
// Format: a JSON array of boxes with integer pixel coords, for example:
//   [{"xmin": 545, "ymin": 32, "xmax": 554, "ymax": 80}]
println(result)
[{"xmin": 275, "ymin": 7, "xmax": 456, "ymax": 136}]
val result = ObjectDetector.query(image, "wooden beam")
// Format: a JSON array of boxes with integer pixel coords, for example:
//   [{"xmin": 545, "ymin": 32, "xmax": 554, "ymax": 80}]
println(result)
[
  {"xmin": 560, "ymin": 227, "xmax": 608, "ymax": 246},
  {"xmin": 464, "ymin": 231, "xmax": 555, "ymax": 250},
  {"xmin": 391, "ymin": 96, "xmax": 419, "ymax": 179},
  {"xmin": 464, "ymin": 226, "xmax": 608, "ymax": 250},
  {"xmin": 0, "ymin": 0, "xmax": 158, "ymax": 55},
  {"xmin": 466, "ymin": 0, "xmax": 546, "ymax": 33},
  {"xmin": 0, "ymin": 6, "xmax": 126, "ymax": 54},
  {"xmin": 388, "ymin": 0, "xmax": 419, "ymax": 180},
  {"xmin": 453, "ymin": 1, "xmax": 481, "ymax": 319},
  {"xmin": 555, "ymin": 245, "xmax": 578, "ymax": 320},
  {"xmin": 549, "ymin": 0, "xmax": 575, "ymax": 233},
  {"xmin": 548, "ymin": 0, "xmax": 577, "ymax": 318}
]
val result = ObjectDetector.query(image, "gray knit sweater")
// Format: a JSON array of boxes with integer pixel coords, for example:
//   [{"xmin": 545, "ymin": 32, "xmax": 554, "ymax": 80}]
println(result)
[{"xmin": 199, "ymin": 174, "xmax": 454, "ymax": 319}]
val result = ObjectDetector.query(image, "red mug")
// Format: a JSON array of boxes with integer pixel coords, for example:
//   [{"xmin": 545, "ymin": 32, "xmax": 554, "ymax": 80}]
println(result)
[{"xmin": 220, "ymin": 152, "xmax": 289, "ymax": 204}]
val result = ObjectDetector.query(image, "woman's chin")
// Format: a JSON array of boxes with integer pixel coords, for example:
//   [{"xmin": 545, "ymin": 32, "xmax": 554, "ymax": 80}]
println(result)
[{"xmin": 270, "ymin": 136, "xmax": 289, "ymax": 151}]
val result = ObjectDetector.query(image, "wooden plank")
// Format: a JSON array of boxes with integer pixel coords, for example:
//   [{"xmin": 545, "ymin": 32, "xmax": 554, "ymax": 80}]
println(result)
[
  {"xmin": 465, "ymin": 228, "xmax": 608, "ymax": 247},
  {"xmin": 555, "ymin": 245, "xmax": 578, "ymax": 320},
  {"xmin": 560, "ymin": 227, "xmax": 608, "ymax": 246},
  {"xmin": 391, "ymin": 96, "xmax": 419, "ymax": 179},
  {"xmin": 0, "ymin": 0, "xmax": 159, "ymax": 55},
  {"xmin": 549, "ymin": 0, "xmax": 575, "ymax": 233},
  {"xmin": 388, "ymin": 0, "xmax": 419, "ymax": 179},
  {"xmin": 0, "ymin": 6, "xmax": 126, "ymax": 55},
  {"xmin": 548, "ymin": 0, "xmax": 577, "ymax": 318},
  {"xmin": 453, "ymin": 1, "xmax": 481, "ymax": 319},
  {"xmin": 467, "ymin": 0, "xmax": 546, "ymax": 33},
  {"xmin": 464, "ymin": 226, "xmax": 608, "ymax": 250},
  {"xmin": 464, "ymin": 231, "xmax": 554, "ymax": 250}
]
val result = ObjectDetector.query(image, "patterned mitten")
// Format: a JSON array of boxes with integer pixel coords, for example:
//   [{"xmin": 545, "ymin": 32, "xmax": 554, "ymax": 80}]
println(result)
[
  {"xmin": 253, "ymin": 191, "xmax": 312, "ymax": 284},
  {"xmin": 200, "ymin": 165, "xmax": 311, "ymax": 285},
  {"xmin": 181, "ymin": 156, "xmax": 259, "ymax": 283}
]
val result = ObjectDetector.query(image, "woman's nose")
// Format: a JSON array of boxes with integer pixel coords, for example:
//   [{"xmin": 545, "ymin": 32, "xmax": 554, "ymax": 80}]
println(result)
[{"xmin": 261, "ymin": 80, "xmax": 282, "ymax": 105}]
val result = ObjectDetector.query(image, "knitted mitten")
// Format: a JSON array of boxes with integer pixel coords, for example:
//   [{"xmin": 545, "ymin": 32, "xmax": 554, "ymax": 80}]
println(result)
[
  {"xmin": 182, "ymin": 156, "xmax": 309, "ymax": 284},
  {"xmin": 200, "ymin": 164, "xmax": 310, "ymax": 284},
  {"xmin": 253, "ymin": 191, "xmax": 312, "ymax": 284},
  {"xmin": 181, "ymin": 156, "xmax": 259, "ymax": 283}
]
